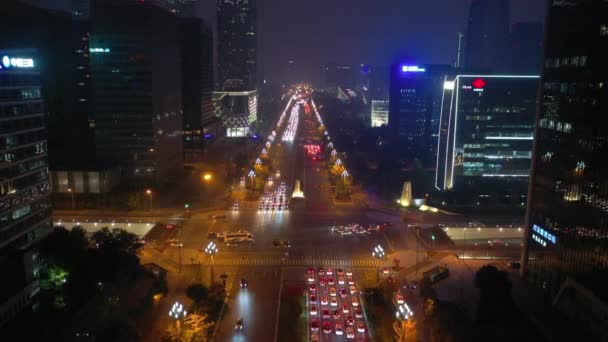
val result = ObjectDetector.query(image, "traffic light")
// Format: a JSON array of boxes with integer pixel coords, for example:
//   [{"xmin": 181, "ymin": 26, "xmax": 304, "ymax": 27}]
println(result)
[
  {"xmin": 431, "ymin": 235, "xmax": 436, "ymax": 241},
  {"xmin": 184, "ymin": 203, "xmax": 190, "ymax": 209}
]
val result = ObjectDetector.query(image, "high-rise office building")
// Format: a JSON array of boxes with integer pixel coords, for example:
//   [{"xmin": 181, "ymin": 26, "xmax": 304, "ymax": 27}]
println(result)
[
  {"xmin": 389, "ymin": 64, "xmax": 452, "ymax": 166},
  {"xmin": 465, "ymin": 0, "xmax": 510, "ymax": 72},
  {"xmin": 510, "ymin": 22, "xmax": 543, "ymax": 74},
  {"xmin": 325, "ymin": 63, "xmax": 357, "ymax": 89},
  {"xmin": 165, "ymin": 0, "xmax": 196, "ymax": 16},
  {"xmin": 522, "ymin": 1, "xmax": 608, "ymax": 337},
  {"xmin": 181, "ymin": 17, "xmax": 215, "ymax": 162},
  {"xmin": 91, "ymin": 0, "xmax": 183, "ymax": 185},
  {"xmin": 371, "ymin": 100, "xmax": 389, "ymax": 127},
  {"xmin": 0, "ymin": 50, "xmax": 52, "ymax": 326},
  {"xmin": 0, "ymin": 1, "xmax": 95, "ymax": 170},
  {"xmin": 435, "ymin": 75, "xmax": 539, "ymax": 194},
  {"xmin": 368, "ymin": 65, "xmax": 390, "ymax": 100},
  {"xmin": 217, "ymin": 0, "xmax": 257, "ymax": 91}
]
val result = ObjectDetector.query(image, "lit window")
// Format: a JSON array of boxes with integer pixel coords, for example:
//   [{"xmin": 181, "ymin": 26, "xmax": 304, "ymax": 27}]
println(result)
[{"xmin": 601, "ymin": 25, "xmax": 608, "ymax": 36}]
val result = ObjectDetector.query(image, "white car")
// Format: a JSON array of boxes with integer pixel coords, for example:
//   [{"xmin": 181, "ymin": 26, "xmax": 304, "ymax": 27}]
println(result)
[
  {"xmin": 357, "ymin": 322, "xmax": 365, "ymax": 333},
  {"xmin": 310, "ymin": 305, "xmax": 318, "ymax": 315},
  {"xmin": 345, "ymin": 269, "xmax": 353, "ymax": 276},
  {"xmin": 335, "ymin": 323, "xmax": 343, "ymax": 336},
  {"xmin": 325, "ymin": 268, "xmax": 333, "ymax": 276},
  {"xmin": 338, "ymin": 276, "xmax": 345, "ymax": 285},
  {"xmin": 330, "ymin": 297, "xmax": 338, "ymax": 307}
]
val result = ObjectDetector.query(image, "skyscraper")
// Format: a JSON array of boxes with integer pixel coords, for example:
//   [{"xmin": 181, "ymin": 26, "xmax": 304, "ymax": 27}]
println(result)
[
  {"xmin": 91, "ymin": 0, "xmax": 183, "ymax": 185},
  {"xmin": 464, "ymin": 0, "xmax": 510, "ymax": 72},
  {"xmin": 435, "ymin": 75, "xmax": 539, "ymax": 197},
  {"xmin": 165, "ymin": 0, "xmax": 197, "ymax": 17},
  {"xmin": 389, "ymin": 64, "xmax": 451, "ymax": 166},
  {"xmin": 510, "ymin": 22, "xmax": 543, "ymax": 74},
  {"xmin": 217, "ymin": 0, "xmax": 257, "ymax": 91},
  {"xmin": 522, "ymin": 1, "xmax": 608, "ymax": 336},
  {"xmin": 0, "ymin": 49, "xmax": 51, "ymax": 326}
]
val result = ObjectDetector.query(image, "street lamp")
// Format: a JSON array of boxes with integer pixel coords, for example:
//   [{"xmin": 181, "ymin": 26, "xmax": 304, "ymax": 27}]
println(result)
[
  {"xmin": 169, "ymin": 301, "xmax": 187, "ymax": 341},
  {"xmin": 205, "ymin": 242, "xmax": 218, "ymax": 285},
  {"xmin": 146, "ymin": 189, "xmax": 152, "ymax": 211},
  {"xmin": 67, "ymin": 188, "xmax": 75, "ymax": 209},
  {"xmin": 203, "ymin": 173, "xmax": 212, "ymax": 182}
]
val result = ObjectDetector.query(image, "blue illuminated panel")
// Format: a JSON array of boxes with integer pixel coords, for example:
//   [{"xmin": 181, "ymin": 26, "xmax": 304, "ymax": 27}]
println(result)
[
  {"xmin": 401, "ymin": 65, "xmax": 426, "ymax": 73},
  {"xmin": 533, "ymin": 224, "xmax": 557, "ymax": 244}
]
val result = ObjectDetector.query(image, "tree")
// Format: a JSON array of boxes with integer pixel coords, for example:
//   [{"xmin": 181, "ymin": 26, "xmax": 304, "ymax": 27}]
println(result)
[
  {"xmin": 40, "ymin": 226, "xmax": 89, "ymax": 267},
  {"xmin": 186, "ymin": 284, "xmax": 209, "ymax": 304},
  {"xmin": 393, "ymin": 319, "xmax": 418, "ymax": 342},
  {"xmin": 475, "ymin": 264, "xmax": 516, "ymax": 324},
  {"xmin": 91, "ymin": 227, "xmax": 143, "ymax": 256}
]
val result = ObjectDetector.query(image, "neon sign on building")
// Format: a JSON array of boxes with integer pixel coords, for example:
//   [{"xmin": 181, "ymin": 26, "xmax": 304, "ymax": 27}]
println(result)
[
  {"xmin": 401, "ymin": 65, "xmax": 426, "ymax": 73},
  {"xmin": 0, "ymin": 55, "xmax": 35, "ymax": 69}
]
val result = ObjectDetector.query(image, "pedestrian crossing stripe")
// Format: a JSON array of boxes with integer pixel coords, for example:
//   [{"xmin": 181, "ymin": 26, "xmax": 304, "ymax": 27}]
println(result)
[{"xmin": 196, "ymin": 256, "xmax": 390, "ymax": 268}]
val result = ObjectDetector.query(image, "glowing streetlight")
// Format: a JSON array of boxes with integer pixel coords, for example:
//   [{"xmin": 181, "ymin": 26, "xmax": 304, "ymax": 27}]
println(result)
[
  {"xmin": 67, "ymin": 188, "xmax": 75, "ymax": 209},
  {"xmin": 169, "ymin": 301, "xmax": 187, "ymax": 341},
  {"xmin": 335, "ymin": 159, "xmax": 343, "ymax": 166},
  {"xmin": 145, "ymin": 189, "xmax": 152, "ymax": 211},
  {"xmin": 203, "ymin": 173, "xmax": 212, "ymax": 182}
]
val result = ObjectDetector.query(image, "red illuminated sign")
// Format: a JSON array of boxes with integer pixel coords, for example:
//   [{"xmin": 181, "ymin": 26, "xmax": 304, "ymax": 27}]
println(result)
[{"xmin": 472, "ymin": 78, "xmax": 486, "ymax": 89}]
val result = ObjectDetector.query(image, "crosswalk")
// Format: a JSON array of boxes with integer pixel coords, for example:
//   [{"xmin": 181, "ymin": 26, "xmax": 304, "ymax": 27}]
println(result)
[{"xmin": 198, "ymin": 256, "xmax": 390, "ymax": 268}]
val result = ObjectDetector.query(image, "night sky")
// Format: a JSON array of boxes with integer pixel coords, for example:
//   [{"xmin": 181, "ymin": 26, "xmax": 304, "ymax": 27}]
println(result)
[
  {"xmin": 199, "ymin": 0, "xmax": 546, "ymax": 85},
  {"xmin": 38, "ymin": 0, "xmax": 546, "ymax": 85}
]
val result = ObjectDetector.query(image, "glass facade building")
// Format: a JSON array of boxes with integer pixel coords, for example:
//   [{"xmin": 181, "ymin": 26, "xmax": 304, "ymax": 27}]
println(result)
[
  {"xmin": 217, "ymin": 0, "xmax": 257, "ymax": 91},
  {"xmin": 370, "ymin": 100, "xmax": 389, "ymax": 127},
  {"xmin": 389, "ymin": 64, "xmax": 451, "ymax": 166},
  {"xmin": 523, "ymin": 0, "xmax": 608, "ymax": 304},
  {"xmin": 435, "ymin": 75, "xmax": 539, "ymax": 193},
  {"xmin": 0, "ymin": 50, "xmax": 51, "ymax": 326},
  {"xmin": 90, "ymin": 0, "xmax": 183, "ymax": 185}
]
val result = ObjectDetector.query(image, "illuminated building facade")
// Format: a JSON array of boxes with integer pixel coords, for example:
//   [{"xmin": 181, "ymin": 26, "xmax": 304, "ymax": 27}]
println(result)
[
  {"xmin": 435, "ymin": 75, "xmax": 539, "ymax": 193},
  {"xmin": 522, "ymin": 2, "xmax": 608, "ymax": 337},
  {"xmin": 91, "ymin": 0, "xmax": 183, "ymax": 185},
  {"xmin": 371, "ymin": 100, "xmax": 389, "ymax": 127},
  {"xmin": 389, "ymin": 64, "xmax": 451, "ymax": 166},
  {"xmin": 0, "ymin": 50, "xmax": 51, "ymax": 326},
  {"xmin": 213, "ymin": 90, "xmax": 258, "ymax": 137},
  {"xmin": 217, "ymin": 0, "xmax": 257, "ymax": 91}
]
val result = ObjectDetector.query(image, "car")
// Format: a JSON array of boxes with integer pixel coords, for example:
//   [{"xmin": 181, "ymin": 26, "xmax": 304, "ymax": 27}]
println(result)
[
  {"xmin": 382, "ymin": 267, "xmax": 390, "ymax": 274},
  {"xmin": 207, "ymin": 232, "xmax": 218, "ymax": 239},
  {"xmin": 338, "ymin": 276, "xmax": 345, "ymax": 285},
  {"xmin": 351, "ymin": 298, "xmax": 359, "ymax": 307},
  {"xmin": 347, "ymin": 276, "xmax": 354, "ymax": 285},
  {"xmin": 322, "ymin": 309, "xmax": 330, "ymax": 319},
  {"xmin": 318, "ymin": 268, "xmax": 325, "ymax": 276},
  {"xmin": 311, "ymin": 333, "xmax": 320, "ymax": 342},
  {"xmin": 307, "ymin": 268, "xmax": 315, "ymax": 282},
  {"xmin": 329, "ymin": 287, "xmax": 337, "ymax": 297},
  {"xmin": 310, "ymin": 294, "xmax": 317, "ymax": 303},
  {"xmin": 388, "ymin": 276, "xmax": 396, "ymax": 285},
  {"xmin": 346, "ymin": 326, "xmax": 355, "ymax": 339},
  {"xmin": 273, "ymin": 239, "xmax": 291, "ymax": 248},
  {"xmin": 330, "ymin": 297, "xmax": 338, "ymax": 307},
  {"xmin": 346, "ymin": 315, "xmax": 354, "ymax": 325},
  {"xmin": 239, "ymin": 278, "xmax": 248, "ymax": 288},
  {"xmin": 336, "ymin": 269, "xmax": 344, "ymax": 276},
  {"xmin": 234, "ymin": 318, "xmax": 244, "ymax": 331},
  {"xmin": 323, "ymin": 321, "xmax": 331, "ymax": 334},
  {"xmin": 354, "ymin": 308, "xmax": 363, "ymax": 318},
  {"xmin": 333, "ymin": 310, "xmax": 341, "ymax": 320},
  {"xmin": 335, "ymin": 323, "xmax": 344, "ymax": 336},
  {"xmin": 319, "ymin": 277, "xmax": 326, "ymax": 287},
  {"xmin": 357, "ymin": 322, "xmax": 365, "ymax": 333},
  {"xmin": 349, "ymin": 285, "xmax": 357, "ymax": 294},
  {"xmin": 309, "ymin": 284, "xmax": 317, "ymax": 293},
  {"xmin": 339, "ymin": 288, "xmax": 348, "ymax": 298},
  {"xmin": 345, "ymin": 269, "xmax": 353, "ymax": 276},
  {"xmin": 321, "ymin": 296, "xmax": 328, "ymax": 305},
  {"xmin": 509, "ymin": 261, "xmax": 521, "ymax": 269},
  {"xmin": 326, "ymin": 268, "xmax": 333, "ymax": 276},
  {"xmin": 310, "ymin": 320, "xmax": 319, "ymax": 331},
  {"xmin": 328, "ymin": 278, "xmax": 335, "ymax": 286},
  {"xmin": 395, "ymin": 293, "xmax": 404, "ymax": 304},
  {"xmin": 342, "ymin": 304, "xmax": 349, "ymax": 313},
  {"xmin": 310, "ymin": 304, "xmax": 318, "ymax": 315}
]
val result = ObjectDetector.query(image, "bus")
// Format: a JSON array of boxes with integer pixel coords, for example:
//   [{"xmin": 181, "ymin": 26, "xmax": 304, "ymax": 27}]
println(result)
[{"xmin": 221, "ymin": 231, "xmax": 254, "ymax": 242}]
